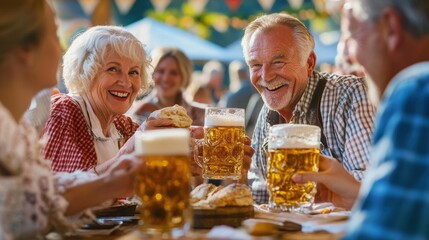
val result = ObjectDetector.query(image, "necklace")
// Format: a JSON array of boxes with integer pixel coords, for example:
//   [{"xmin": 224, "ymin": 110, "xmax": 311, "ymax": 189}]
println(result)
[{"xmin": 81, "ymin": 99, "xmax": 124, "ymax": 145}]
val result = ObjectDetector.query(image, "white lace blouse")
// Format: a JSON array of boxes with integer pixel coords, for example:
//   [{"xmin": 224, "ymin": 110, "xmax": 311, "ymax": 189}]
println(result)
[{"xmin": 0, "ymin": 102, "xmax": 96, "ymax": 239}]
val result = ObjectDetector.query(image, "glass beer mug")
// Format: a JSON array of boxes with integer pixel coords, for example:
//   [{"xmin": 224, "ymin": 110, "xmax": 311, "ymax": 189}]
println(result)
[
  {"xmin": 135, "ymin": 129, "xmax": 192, "ymax": 238},
  {"xmin": 195, "ymin": 107, "xmax": 245, "ymax": 180},
  {"xmin": 267, "ymin": 124, "xmax": 321, "ymax": 213}
]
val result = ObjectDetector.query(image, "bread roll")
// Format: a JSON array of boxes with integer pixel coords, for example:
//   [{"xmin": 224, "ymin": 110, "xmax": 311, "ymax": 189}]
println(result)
[
  {"xmin": 190, "ymin": 183, "xmax": 217, "ymax": 204},
  {"xmin": 158, "ymin": 104, "xmax": 192, "ymax": 128},
  {"xmin": 206, "ymin": 183, "xmax": 253, "ymax": 207}
]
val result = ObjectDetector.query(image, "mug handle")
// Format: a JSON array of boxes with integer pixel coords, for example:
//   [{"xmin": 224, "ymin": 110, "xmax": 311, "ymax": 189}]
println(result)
[{"xmin": 193, "ymin": 138, "xmax": 204, "ymax": 168}]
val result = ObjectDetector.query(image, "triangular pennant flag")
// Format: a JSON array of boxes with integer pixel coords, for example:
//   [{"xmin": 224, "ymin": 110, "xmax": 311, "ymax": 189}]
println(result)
[
  {"xmin": 150, "ymin": 0, "xmax": 172, "ymax": 12},
  {"xmin": 257, "ymin": 0, "xmax": 275, "ymax": 11},
  {"xmin": 288, "ymin": 0, "xmax": 304, "ymax": 9},
  {"xmin": 115, "ymin": 0, "xmax": 136, "ymax": 15},
  {"xmin": 189, "ymin": 0, "xmax": 209, "ymax": 14},
  {"xmin": 78, "ymin": 0, "xmax": 100, "ymax": 16},
  {"xmin": 225, "ymin": 0, "xmax": 242, "ymax": 11},
  {"xmin": 312, "ymin": 0, "xmax": 325, "ymax": 12}
]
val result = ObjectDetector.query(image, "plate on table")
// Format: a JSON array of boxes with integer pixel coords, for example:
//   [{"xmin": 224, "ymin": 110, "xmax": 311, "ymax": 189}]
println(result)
[
  {"xmin": 97, "ymin": 216, "xmax": 139, "ymax": 225},
  {"xmin": 81, "ymin": 220, "xmax": 123, "ymax": 230}
]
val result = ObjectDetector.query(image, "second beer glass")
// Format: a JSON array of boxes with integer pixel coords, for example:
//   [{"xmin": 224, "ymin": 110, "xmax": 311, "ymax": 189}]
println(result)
[
  {"xmin": 267, "ymin": 124, "xmax": 321, "ymax": 213},
  {"xmin": 202, "ymin": 107, "xmax": 245, "ymax": 180}
]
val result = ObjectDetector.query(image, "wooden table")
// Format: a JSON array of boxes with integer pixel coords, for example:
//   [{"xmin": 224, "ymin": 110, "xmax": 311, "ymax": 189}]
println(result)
[
  {"xmin": 115, "ymin": 228, "xmax": 343, "ymax": 240},
  {"xmin": 47, "ymin": 224, "xmax": 343, "ymax": 240}
]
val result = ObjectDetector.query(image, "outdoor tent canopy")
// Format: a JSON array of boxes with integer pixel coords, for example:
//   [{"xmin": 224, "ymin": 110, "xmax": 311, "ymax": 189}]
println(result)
[{"xmin": 125, "ymin": 17, "xmax": 231, "ymax": 62}]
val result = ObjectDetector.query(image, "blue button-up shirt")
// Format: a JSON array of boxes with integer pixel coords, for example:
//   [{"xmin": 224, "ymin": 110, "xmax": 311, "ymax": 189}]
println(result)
[{"xmin": 345, "ymin": 62, "xmax": 429, "ymax": 239}]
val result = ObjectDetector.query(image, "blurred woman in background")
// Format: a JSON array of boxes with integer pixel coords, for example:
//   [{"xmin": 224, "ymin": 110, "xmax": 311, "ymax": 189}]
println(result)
[{"xmin": 130, "ymin": 47, "xmax": 206, "ymax": 126}]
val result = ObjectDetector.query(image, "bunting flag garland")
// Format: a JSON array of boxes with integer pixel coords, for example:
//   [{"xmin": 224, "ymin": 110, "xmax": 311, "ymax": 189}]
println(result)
[
  {"xmin": 114, "ymin": 0, "xmax": 136, "ymax": 15},
  {"xmin": 312, "ymin": 0, "xmax": 326, "ymax": 12},
  {"xmin": 150, "ymin": 0, "xmax": 172, "ymax": 12},
  {"xmin": 257, "ymin": 0, "xmax": 275, "ymax": 11},
  {"xmin": 225, "ymin": 0, "xmax": 242, "ymax": 11},
  {"xmin": 189, "ymin": 0, "xmax": 209, "ymax": 14},
  {"xmin": 287, "ymin": 0, "xmax": 304, "ymax": 9},
  {"xmin": 77, "ymin": 0, "xmax": 99, "ymax": 16}
]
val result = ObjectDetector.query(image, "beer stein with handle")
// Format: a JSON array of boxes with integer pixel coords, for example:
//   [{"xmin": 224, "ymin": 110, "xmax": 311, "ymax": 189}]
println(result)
[
  {"xmin": 267, "ymin": 124, "xmax": 321, "ymax": 213},
  {"xmin": 194, "ymin": 107, "xmax": 245, "ymax": 180}
]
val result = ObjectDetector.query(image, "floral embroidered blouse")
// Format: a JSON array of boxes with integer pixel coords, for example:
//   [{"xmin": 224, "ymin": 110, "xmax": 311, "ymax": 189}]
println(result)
[{"xmin": 0, "ymin": 102, "xmax": 95, "ymax": 239}]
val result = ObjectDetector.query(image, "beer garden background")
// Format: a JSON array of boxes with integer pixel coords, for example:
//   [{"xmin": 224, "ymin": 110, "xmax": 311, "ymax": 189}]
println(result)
[{"xmin": 52, "ymin": 0, "xmax": 342, "ymax": 85}]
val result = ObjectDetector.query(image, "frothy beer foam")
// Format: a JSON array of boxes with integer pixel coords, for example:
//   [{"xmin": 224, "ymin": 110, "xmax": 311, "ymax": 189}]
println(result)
[
  {"xmin": 135, "ymin": 129, "xmax": 190, "ymax": 156},
  {"xmin": 204, "ymin": 115, "xmax": 244, "ymax": 127},
  {"xmin": 268, "ymin": 124, "xmax": 321, "ymax": 149}
]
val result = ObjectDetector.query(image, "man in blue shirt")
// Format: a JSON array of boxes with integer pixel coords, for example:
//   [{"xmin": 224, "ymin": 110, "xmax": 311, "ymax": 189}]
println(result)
[{"xmin": 294, "ymin": 0, "xmax": 429, "ymax": 238}]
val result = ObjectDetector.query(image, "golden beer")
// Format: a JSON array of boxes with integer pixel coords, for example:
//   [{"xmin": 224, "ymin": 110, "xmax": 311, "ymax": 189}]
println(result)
[
  {"xmin": 267, "ymin": 124, "xmax": 321, "ymax": 212},
  {"xmin": 135, "ymin": 129, "xmax": 192, "ymax": 238},
  {"xmin": 136, "ymin": 155, "xmax": 191, "ymax": 232},
  {"xmin": 203, "ymin": 126, "xmax": 244, "ymax": 180},
  {"xmin": 202, "ymin": 107, "xmax": 245, "ymax": 180},
  {"xmin": 267, "ymin": 148, "xmax": 319, "ymax": 210}
]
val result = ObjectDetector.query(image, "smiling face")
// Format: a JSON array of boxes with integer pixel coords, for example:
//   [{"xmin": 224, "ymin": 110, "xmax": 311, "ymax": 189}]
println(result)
[
  {"xmin": 247, "ymin": 24, "xmax": 315, "ymax": 112},
  {"xmin": 153, "ymin": 56, "xmax": 183, "ymax": 101},
  {"xmin": 88, "ymin": 51, "xmax": 141, "ymax": 118}
]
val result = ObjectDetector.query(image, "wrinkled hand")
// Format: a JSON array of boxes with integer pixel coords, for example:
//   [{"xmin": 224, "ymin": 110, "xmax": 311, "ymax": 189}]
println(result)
[
  {"xmin": 105, "ymin": 154, "xmax": 140, "ymax": 198},
  {"xmin": 241, "ymin": 136, "xmax": 254, "ymax": 181},
  {"xmin": 292, "ymin": 155, "xmax": 360, "ymax": 210},
  {"xmin": 139, "ymin": 109, "xmax": 176, "ymax": 130},
  {"xmin": 189, "ymin": 126, "xmax": 204, "ymax": 177}
]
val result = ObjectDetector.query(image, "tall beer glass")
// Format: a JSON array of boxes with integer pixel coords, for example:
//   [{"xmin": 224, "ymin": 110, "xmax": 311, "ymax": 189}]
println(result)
[
  {"xmin": 201, "ymin": 107, "xmax": 245, "ymax": 180},
  {"xmin": 135, "ymin": 129, "xmax": 192, "ymax": 238},
  {"xmin": 267, "ymin": 124, "xmax": 321, "ymax": 212}
]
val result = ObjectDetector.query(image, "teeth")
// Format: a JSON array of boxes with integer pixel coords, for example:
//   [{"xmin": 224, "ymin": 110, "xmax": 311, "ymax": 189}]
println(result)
[
  {"xmin": 267, "ymin": 83, "xmax": 287, "ymax": 91},
  {"xmin": 109, "ymin": 91, "xmax": 129, "ymax": 98}
]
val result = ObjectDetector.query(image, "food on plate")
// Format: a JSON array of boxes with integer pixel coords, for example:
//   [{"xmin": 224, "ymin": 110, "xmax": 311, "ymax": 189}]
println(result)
[
  {"xmin": 190, "ymin": 183, "xmax": 218, "ymax": 203},
  {"xmin": 191, "ymin": 183, "xmax": 253, "ymax": 207},
  {"xmin": 157, "ymin": 104, "xmax": 192, "ymax": 128}
]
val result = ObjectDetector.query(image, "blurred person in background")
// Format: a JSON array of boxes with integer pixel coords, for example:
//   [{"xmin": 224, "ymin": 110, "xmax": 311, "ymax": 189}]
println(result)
[
  {"xmin": 0, "ymin": 1, "xmax": 138, "ymax": 238},
  {"xmin": 130, "ymin": 47, "xmax": 206, "ymax": 126},
  {"xmin": 202, "ymin": 60, "xmax": 227, "ymax": 105},
  {"xmin": 219, "ymin": 60, "xmax": 255, "ymax": 110},
  {"xmin": 334, "ymin": 0, "xmax": 365, "ymax": 78},
  {"xmin": 241, "ymin": 13, "xmax": 376, "ymax": 206},
  {"xmin": 185, "ymin": 70, "xmax": 215, "ymax": 106}
]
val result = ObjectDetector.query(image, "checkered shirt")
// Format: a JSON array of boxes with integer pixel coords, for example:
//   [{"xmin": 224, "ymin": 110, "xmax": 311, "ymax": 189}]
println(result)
[
  {"xmin": 344, "ymin": 63, "xmax": 429, "ymax": 239},
  {"xmin": 42, "ymin": 94, "xmax": 139, "ymax": 172},
  {"xmin": 249, "ymin": 71, "xmax": 377, "ymax": 204}
]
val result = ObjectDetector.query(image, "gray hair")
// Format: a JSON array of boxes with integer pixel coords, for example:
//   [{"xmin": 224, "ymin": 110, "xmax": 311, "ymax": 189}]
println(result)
[
  {"xmin": 241, "ymin": 13, "xmax": 315, "ymax": 64},
  {"xmin": 359, "ymin": 0, "xmax": 429, "ymax": 37},
  {"xmin": 63, "ymin": 25, "xmax": 150, "ymax": 95}
]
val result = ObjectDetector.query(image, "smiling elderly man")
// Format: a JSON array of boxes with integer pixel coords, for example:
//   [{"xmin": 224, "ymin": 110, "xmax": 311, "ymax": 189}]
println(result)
[{"xmin": 240, "ymin": 13, "xmax": 377, "ymax": 204}]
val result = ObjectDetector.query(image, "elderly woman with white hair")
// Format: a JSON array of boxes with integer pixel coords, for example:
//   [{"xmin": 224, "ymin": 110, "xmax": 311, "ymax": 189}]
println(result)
[{"xmin": 42, "ymin": 25, "xmax": 167, "ymax": 175}]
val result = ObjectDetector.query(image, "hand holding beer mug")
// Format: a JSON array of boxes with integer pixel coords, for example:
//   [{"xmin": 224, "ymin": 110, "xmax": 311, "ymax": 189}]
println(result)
[
  {"xmin": 135, "ymin": 129, "xmax": 192, "ymax": 238},
  {"xmin": 267, "ymin": 124, "xmax": 321, "ymax": 213},
  {"xmin": 195, "ymin": 107, "xmax": 245, "ymax": 180}
]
